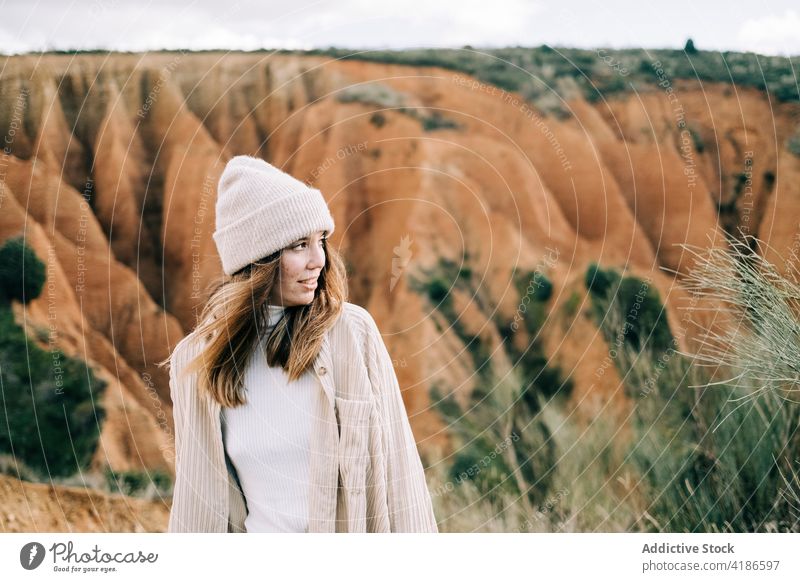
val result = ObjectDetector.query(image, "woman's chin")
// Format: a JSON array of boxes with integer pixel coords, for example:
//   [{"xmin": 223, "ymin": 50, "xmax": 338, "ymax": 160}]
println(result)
[{"xmin": 292, "ymin": 291, "xmax": 316, "ymax": 305}]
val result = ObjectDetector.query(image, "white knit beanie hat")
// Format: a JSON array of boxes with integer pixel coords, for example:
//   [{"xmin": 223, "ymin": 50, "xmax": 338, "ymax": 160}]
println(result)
[{"xmin": 213, "ymin": 155, "xmax": 335, "ymax": 276}]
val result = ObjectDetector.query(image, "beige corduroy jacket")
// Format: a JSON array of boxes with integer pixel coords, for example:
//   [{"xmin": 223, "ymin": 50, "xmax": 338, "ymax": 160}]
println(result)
[{"xmin": 167, "ymin": 301, "xmax": 438, "ymax": 533}]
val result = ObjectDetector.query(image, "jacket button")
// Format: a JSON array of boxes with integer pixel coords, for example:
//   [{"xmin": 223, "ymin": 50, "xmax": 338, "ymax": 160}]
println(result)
[{"xmin": 318, "ymin": 366, "xmax": 327, "ymax": 376}]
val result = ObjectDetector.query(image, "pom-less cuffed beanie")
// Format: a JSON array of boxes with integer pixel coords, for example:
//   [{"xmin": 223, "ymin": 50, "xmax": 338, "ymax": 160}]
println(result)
[{"xmin": 213, "ymin": 155, "xmax": 335, "ymax": 276}]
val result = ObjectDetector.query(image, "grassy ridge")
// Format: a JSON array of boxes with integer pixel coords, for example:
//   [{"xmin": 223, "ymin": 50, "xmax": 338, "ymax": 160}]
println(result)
[{"xmin": 419, "ymin": 254, "xmax": 800, "ymax": 532}]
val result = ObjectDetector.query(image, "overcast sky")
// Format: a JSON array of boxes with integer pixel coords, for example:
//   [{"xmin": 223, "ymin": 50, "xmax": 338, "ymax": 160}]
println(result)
[{"xmin": 1, "ymin": 0, "xmax": 798, "ymax": 56}]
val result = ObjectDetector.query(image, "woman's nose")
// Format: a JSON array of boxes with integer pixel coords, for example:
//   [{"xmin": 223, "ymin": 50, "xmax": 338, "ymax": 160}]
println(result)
[{"xmin": 309, "ymin": 242, "xmax": 325, "ymax": 268}]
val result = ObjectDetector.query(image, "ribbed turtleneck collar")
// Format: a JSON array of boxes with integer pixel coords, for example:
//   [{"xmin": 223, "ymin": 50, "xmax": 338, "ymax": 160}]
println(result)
[{"xmin": 265, "ymin": 303, "xmax": 286, "ymax": 328}]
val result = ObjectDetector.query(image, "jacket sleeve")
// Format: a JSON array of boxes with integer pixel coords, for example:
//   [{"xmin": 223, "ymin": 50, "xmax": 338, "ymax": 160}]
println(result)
[
  {"xmin": 166, "ymin": 336, "xmax": 228, "ymax": 533},
  {"xmin": 167, "ymin": 341, "xmax": 189, "ymax": 533},
  {"xmin": 362, "ymin": 313, "xmax": 439, "ymax": 533}
]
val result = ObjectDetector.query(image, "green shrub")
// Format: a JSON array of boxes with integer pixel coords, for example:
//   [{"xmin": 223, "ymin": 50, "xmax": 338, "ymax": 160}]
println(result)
[
  {"xmin": 503, "ymin": 267, "xmax": 571, "ymax": 401},
  {"xmin": 585, "ymin": 264, "xmax": 673, "ymax": 354},
  {"xmin": 421, "ymin": 112, "xmax": 462, "ymax": 131},
  {"xmin": 563, "ymin": 290, "xmax": 581, "ymax": 318},
  {"xmin": 421, "ymin": 277, "xmax": 450, "ymax": 305},
  {"xmin": 447, "ymin": 438, "xmax": 518, "ymax": 499},
  {"xmin": 531, "ymin": 272, "xmax": 553, "ymax": 302},
  {"xmin": 585, "ymin": 262, "xmax": 619, "ymax": 297},
  {"xmin": 105, "ymin": 467, "xmax": 172, "ymax": 497},
  {"xmin": 336, "ymin": 82, "xmax": 407, "ymax": 109},
  {"xmin": 0, "ymin": 237, "xmax": 46, "ymax": 304},
  {"xmin": 688, "ymin": 126, "xmax": 705, "ymax": 153},
  {"xmin": 0, "ymin": 304, "xmax": 106, "ymax": 478},
  {"xmin": 408, "ymin": 256, "xmax": 472, "ymax": 314},
  {"xmin": 423, "ymin": 257, "xmax": 573, "ymax": 507},
  {"xmin": 787, "ymin": 127, "xmax": 800, "ymax": 157},
  {"xmin": 616, "ymin": 276, "xmax": 673, "ymax": 352},
  {"xmin": 337, "ymin": 82, "xmax": 461, "ymax": 132},
  {"xmin": 369, "ymin": 112, "xmax": 386, "ymax": 128}
]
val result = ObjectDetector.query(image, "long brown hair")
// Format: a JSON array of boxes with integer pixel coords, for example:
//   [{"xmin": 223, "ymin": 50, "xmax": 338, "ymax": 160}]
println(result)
[{"xmin": 161, "ymin": 238, "xmax": 348, "ymax": 408}]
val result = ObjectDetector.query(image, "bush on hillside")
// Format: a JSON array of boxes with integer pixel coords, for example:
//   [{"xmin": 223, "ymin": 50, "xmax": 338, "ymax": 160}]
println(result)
[
  {"xmin": 0, "ymin": 237, "xmax": 46, "ymax": 305},
  {"xmin": 0, "ymin": 305, "xmax": 106, "ymax": 478}
]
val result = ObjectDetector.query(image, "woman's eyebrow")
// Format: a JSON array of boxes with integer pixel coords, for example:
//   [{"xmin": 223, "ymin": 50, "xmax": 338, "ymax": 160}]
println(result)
[{"xmin": 292, "ymin": 232, "xmax": 328, "ymax": 244}]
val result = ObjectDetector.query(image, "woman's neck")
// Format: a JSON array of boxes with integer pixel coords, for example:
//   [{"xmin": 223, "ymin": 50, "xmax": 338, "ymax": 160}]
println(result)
[{"xmin": 265, "ymin": 303, "xmax": 285, "ymax": 328}]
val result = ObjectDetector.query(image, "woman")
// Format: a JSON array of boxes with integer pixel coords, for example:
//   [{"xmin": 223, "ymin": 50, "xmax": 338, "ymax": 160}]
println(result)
[{"xmin": 161, "ymin": 155, "xmax": 438, "ymax": 533}]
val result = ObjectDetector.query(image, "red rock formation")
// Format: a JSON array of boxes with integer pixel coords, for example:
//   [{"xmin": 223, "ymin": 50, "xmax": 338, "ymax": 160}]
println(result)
[{"xmin": 1, "ymin": 53, "xmax": 798, "ymax": 531}]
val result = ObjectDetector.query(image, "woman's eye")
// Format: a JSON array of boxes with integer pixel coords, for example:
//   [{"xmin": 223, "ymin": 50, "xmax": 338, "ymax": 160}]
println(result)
[{"xmin": 294, "ymin": 238, "xmax": 326, "ymax": 250}]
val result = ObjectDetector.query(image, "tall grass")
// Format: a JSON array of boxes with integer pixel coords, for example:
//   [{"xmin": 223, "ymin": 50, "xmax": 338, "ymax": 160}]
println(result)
[
  {"xmin": 675, "ymin": 235, "xmax": 800, "ymax": 399},
  {"xmin": 428, "ymin": 243, "xmax": 800, "ymax": 532}
]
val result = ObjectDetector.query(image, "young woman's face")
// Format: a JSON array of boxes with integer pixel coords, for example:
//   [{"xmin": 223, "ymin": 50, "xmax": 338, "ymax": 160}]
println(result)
[{"xmin": 268, "ymin": 230, "xmax": 328, "ymax": 306}]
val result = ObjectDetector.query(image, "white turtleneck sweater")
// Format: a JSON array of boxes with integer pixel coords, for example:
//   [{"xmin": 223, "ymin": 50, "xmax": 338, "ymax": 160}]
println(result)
[{"xmin": 220, "ymin": 304, "xmax": 316, "ymax": 533}]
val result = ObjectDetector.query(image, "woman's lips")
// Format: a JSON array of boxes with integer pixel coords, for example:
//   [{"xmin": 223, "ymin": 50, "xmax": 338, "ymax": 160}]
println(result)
[{"xmin": 299, "ymin": 277, "xmax": 317, "ymax": 290}]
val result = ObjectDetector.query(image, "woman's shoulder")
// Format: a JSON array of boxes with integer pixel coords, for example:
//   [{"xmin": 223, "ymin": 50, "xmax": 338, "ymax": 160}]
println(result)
[
  {"xmin": 169, "ymin": 328, "xmax": 209, "ymax": 374},
  {"xmin": 338, "ymin": 301, "xmax": 382, "ymax": 344},
  {"xmin": 321, "ymin": 302, "xmax": 382, "ymax": 363},
  {"xmin": 340, "ymin": 301, "xmax": 375, "ymax": 327}
]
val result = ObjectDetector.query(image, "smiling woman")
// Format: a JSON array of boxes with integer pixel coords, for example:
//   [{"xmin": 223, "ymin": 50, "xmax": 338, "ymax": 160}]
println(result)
[{"xmin": 159, "ymin": 155, "xmax": 437, "ymax": 534}]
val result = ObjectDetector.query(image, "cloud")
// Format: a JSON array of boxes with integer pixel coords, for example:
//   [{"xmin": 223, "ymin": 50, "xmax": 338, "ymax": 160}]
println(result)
[
  {"xmin": 738, "ymin": 9, "xmax": 800, "ymax": 56},
  {"xmin": 0, "ymin": 0, "xmax": 544, "ymax": 53},
  {"xmin": 1, "ymin": 0, "xmax": 797, "ymax": 56}
]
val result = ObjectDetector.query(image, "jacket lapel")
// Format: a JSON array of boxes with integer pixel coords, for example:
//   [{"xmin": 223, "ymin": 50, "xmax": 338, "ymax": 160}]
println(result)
[
  {"xmin": 313, "ymin": 332, "xmax": 336, "ymax": 405},
  {"xmin": 308, "ymin": 332, "xmax": 339, "ymax": 532}
]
